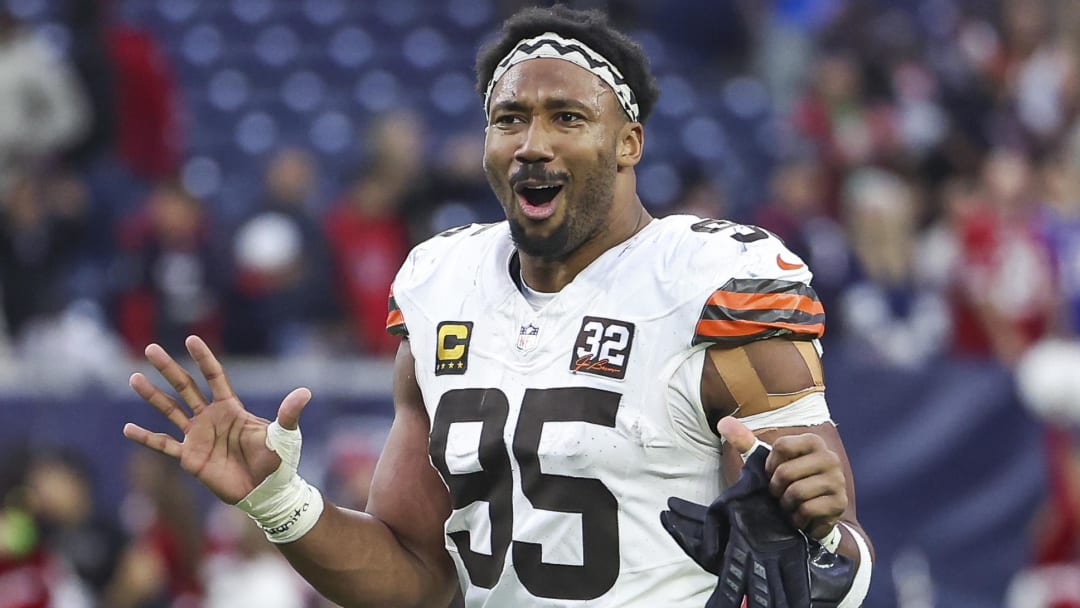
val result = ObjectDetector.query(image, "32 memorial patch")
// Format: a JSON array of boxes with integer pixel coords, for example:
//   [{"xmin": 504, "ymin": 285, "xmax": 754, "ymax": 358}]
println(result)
[
  {"xmin": 436, "ymin": 321, "xmax": 473, "ymax": 375},
  {"xmin": 570, "ymin": 316, "xmax": 634, "ymax": 380}
]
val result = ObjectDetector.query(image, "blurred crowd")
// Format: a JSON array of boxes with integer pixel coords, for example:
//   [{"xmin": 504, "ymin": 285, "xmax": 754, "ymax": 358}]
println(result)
[
  {"xmin": 0, "ymin": 415, "xmax": 391, "ymax": 608},
  {"xmin": 4, "ymin": 0, "xmax": 1080, "ymax": 606}
]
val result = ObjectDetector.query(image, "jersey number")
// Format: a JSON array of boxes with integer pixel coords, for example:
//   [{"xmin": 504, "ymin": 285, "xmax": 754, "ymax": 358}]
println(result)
[
  {"xmin": 578, "ymin": 321, "xmax": 631, "ymax": 366},
  {"xmin": 429, "ymin": 387, "xmax": 621, "ymax": 600},
  {"xmin": 690, "ymin": 218, "xmax": 773, "ymax": 243}
]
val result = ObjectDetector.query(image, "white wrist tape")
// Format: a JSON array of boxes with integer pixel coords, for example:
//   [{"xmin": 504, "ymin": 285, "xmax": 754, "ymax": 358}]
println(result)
[
  {"xmin": 837, "ymin": 523, "xmax": 873, "ymax": 608},
  {"xmin": 234, "ymin": 420, "xmax": 324, "ymax": 544},
  {"xmin": 819, "ymin": 525, "xmax": 842, "ymax": 553}
]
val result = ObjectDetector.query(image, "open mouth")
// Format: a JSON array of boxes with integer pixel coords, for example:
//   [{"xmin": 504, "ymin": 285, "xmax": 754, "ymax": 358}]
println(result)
[
  {"xmin": 517, "ymin": 184, "xmax": 563, "ymax": 206},
  {"xmin": 513, "ymin": 183, "xmax": 564, "ymax": 220}
]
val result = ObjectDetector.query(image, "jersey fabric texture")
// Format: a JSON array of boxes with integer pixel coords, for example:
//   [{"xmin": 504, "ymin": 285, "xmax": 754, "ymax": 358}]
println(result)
[{"xmin": 387, "ymin": 216, "xmax": 824, "ymax": 607}]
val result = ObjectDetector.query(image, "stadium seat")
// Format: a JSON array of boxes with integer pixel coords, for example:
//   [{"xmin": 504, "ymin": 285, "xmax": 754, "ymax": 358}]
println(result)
[
  {"xmin": 328, "ymin": 26, "xmax": 376, "ymax": 70},
  {"xmin": 181, "ymin": 155, "xmax": 224, "ymax": 199},
  {"xmin": 181, "ymin": 24, "xmax": 224, "ymax": 67},
  {"xmin": 207, "ymin": 68, "xmax": 252, "ymax": 112},
  {"xmin": 230, "ymin": 0, "xmax": 274, "ymax": 25},
  {"xmin": 428, "ymin": 71, "xmax": 476, "ymax": 116},
  {"xmin": 234, "ymin": 110, "xmax": 279, "ymax": 156},
  {"xmin": 254, "ymin": 24, "xmax": 300, "ymax": 68},
  {"xmin": 353, "ymin": 69, "xmax": 404, "ymax": 113},
  {"xmin": 281, "ymin": 70, "xmax": 326, "ymax": 114},
  {"xmin": 158, "ymin": 0, "xmax": 199, "ymax": 24},
  {"xmin": 444, "ymin": 0, "xmax": 495, "ymax": 31},
  {"xmin": 308, "ymin": 110, "xmax": 355, "ymax": 155},
  {"xmin": 402, "ymin": 26, "xmax": 450, "ymax": 71}
]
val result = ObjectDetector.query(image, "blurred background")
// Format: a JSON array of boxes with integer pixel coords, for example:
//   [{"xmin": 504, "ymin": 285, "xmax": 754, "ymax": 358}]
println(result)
[{"xmin": 0, "ymin": 0, "xmax": 1078, "ymax": 606}]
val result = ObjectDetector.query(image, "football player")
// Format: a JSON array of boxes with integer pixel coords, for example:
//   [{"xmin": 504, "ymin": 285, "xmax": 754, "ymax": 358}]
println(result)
[{"xmin": 123, "ymin": 5, "xmax": 873, "ymax": 607}]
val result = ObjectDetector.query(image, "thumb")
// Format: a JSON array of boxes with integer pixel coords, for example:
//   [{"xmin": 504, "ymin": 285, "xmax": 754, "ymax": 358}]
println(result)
[
  {"xmin": 277, "ymin": 387, "xmax": 312, "ymax": 430},
  {"xmin": 717, "ymin": 416, "xmax": 757, "ymax": 456}
]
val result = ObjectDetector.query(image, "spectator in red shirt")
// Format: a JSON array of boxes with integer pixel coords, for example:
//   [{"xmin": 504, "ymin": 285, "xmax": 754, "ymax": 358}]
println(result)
[
  {"xmin": 950, "ymin": 147, "xmax": 1056, "ymax": 365},
  {"xmin": 106, "ymin": 7, "xmax": 182, "ymax": 180},
  {"xmin": 324, "ymin": 162, "xmax": 411, "ymax": 356}
]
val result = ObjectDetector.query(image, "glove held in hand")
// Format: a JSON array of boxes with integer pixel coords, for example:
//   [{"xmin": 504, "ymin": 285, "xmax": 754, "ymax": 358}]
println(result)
[{"xmin": 660, "ymin": 445, "xmax": 856, "ymax": 607}]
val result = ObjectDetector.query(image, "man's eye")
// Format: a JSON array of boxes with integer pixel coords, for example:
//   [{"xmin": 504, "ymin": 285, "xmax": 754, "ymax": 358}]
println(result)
[
  {"xmin": 493, "ymin": 115, "xmax": 524, "ymax": 125},
  {"xmin": 557, "ymin": 112, "xmax": 583, "ymax": 123}
]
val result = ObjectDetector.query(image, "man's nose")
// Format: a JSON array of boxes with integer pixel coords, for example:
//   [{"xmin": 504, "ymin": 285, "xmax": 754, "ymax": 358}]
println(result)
[{"xmin": 514, "ymin": 121, "xmax": 555, "ymax": 164}]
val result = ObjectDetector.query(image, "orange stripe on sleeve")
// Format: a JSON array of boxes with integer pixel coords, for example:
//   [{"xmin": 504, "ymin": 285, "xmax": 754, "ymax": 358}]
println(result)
[
  {"xmin": 695, "ymin": 318, "xmax": 824, "ymax": 339},
  {"xmin": 386, "ymin": 308, "xmax": 404, "ymax": 329},
  {"xmin": 706, "ymin": 291, "xmax": 824, "ymax": 316}
]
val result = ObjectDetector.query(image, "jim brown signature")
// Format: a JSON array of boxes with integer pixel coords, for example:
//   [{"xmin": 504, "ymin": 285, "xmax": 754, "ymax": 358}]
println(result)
[{"xmin": 572, "ymin": 356, "xmax": 622, "ymax": 375}]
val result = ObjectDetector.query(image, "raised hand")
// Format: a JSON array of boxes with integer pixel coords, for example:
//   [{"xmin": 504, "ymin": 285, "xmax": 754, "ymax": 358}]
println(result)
[
  {"xmin": 717, "ymin": 416, "xmax": 848, "ymax": 540},
  {"xmin": 122, "ymin": 335, "xmax": 312, "ymax": 505}
]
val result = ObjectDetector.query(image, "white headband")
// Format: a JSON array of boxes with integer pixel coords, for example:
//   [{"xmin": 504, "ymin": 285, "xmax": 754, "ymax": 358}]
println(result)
[{"xmin": 484, "ymin": 32, "xmax": 640, "ymax": 123}]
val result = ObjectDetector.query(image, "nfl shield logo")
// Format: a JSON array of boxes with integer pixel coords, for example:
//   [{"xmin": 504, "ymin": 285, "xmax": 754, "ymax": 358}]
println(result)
[{"xmin": 516, "ymin": 323, "xmax": 541, "ymax": 351}]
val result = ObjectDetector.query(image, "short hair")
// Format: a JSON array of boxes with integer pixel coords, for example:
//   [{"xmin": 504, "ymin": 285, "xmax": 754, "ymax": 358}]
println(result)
[{"xmin": 475, "ymin": 4, "xmax": 660, "ymax": 124}]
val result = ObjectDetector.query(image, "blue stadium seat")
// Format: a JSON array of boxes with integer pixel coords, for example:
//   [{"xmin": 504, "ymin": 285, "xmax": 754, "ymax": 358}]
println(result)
[
  {"xmin": 328, "ymin": 26, "xmax": 376, "ymax": 70},
  {"xmin": 181, "ymin": 155, "xmax": 224, "ymax": 199},
  {"xmin": 655, "ymin": 74, "xmax": 698, "ymax": 118},
  {"xmin": 207, "ymin": 68, "xmax": 252, "ymax": 112},
  {"xmin": 181, "ymin": 23, "xmax": 224, "ymax": 67},
  {"xmin": 402, "ymin": 26, "xmax": 450, "ymax": 71},
  {"xmin": 254, "ymin": 24, "xmax": 300, "ymax": 68},
  {"xmin": 308, "ymin": 110, "xmax": 355, "ymax": 155},
  {"xmin": 429, "ymin": 71, "xmax": 476, "ymax": 116},
  {"xmin": 374, "ymin": 0, "xmax": 422, "ymax": 29},
  {"xmin": 681, "ymin": 115, "xmax": 729, "ymax": 162},
  {"xmin": 353, "ymin": 69, "xmax": 404, "ymax": 113},
  {"xmin": 234, "ymin": 110, "xmax": 280, "ymax": 156},
  {"xmin": 230, "ymin": 0, "xmax": 274, "ymax": 25},
  {"xmin": 445, "ymin": 0, "xmax": 495, "ymax": 31},
  {"xmin": 721, "ymin": 75, "xmax": 771, "ymax": 121},
  {"xmin": 157, "ymin": 0, "xmax": 200, "ymax": 24},
  {"xmin": 281, "ymin": 70, "xmax": 326, "ymax": 114},
  {"xmin": 630, "ymin": 29, "xmax": 670, "ymax": 72},
  {"xmin": 301, "ymin": 0, "xmax": 348, "ymax": 27}
]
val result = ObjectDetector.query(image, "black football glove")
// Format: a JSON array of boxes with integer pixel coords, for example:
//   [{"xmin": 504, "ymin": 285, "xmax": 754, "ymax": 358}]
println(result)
[{"xmin": 660, "ymin": 444, "xmax": 856, "ymax": 608}]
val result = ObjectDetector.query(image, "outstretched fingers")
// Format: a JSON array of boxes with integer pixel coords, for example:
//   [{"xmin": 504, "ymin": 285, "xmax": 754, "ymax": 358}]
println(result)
[
  {"xmin": 145, "ymin": 343, "xmax": 208, "ymax": 415},
  {"xmin": 130, "ymin": 373, "xmax": 190, "ymax": 431},
  {"xmin": 123, "ymin": 423, "xmax": 182, "ymax": 458},
  {"xmin": 185, "ymin": 335, "xmax": 236, "ymax": 403}
]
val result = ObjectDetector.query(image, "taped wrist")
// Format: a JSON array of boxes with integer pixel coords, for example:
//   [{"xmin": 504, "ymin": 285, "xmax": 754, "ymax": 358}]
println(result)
[{"xmin": 234, "ymin": 420, "xmax": 324, "ymax": 543}]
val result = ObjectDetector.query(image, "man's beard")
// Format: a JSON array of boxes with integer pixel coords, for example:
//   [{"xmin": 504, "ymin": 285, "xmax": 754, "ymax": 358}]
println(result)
[
  {"xmin": 508, "ymin": 215, "xmax": 573, "ymax": 260},
  {"xmin": 506, "ymin": 162, "xmax": 616, "ymax": 262}
]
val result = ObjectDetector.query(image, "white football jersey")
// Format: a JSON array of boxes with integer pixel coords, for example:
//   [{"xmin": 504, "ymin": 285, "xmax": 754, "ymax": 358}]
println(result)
[{"xmin": 387, "ymin": 215, "xmax": 823, "ymax": 607}]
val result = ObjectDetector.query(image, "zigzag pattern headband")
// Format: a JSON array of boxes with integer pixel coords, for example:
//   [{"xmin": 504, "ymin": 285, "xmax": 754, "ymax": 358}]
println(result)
[{"xmin": 484, "ymin": 32, "xmax": 640, "ymax": 123}]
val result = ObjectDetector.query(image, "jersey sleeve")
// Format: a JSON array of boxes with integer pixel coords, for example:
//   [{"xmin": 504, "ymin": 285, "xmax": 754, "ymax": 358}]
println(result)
[
  {"xmin": 689, "ymin": 225, "xmax": 825, "ymax": 347},
  {"xmin": 693, "ymin": 277, "xmax": 824, "ymax": 345},
  {"xmin": 383, "ymin": 222, "xmax": 498, "ymax": 340},
  {"xmin": 386, "ymin": 282, "xmax": 408, "ymax": 337}
]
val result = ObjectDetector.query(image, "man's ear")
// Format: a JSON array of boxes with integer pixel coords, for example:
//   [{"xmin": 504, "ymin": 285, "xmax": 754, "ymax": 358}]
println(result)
[{"xmin": 616, "ymin": 122, "xmax": 644, "ymax": 168}]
